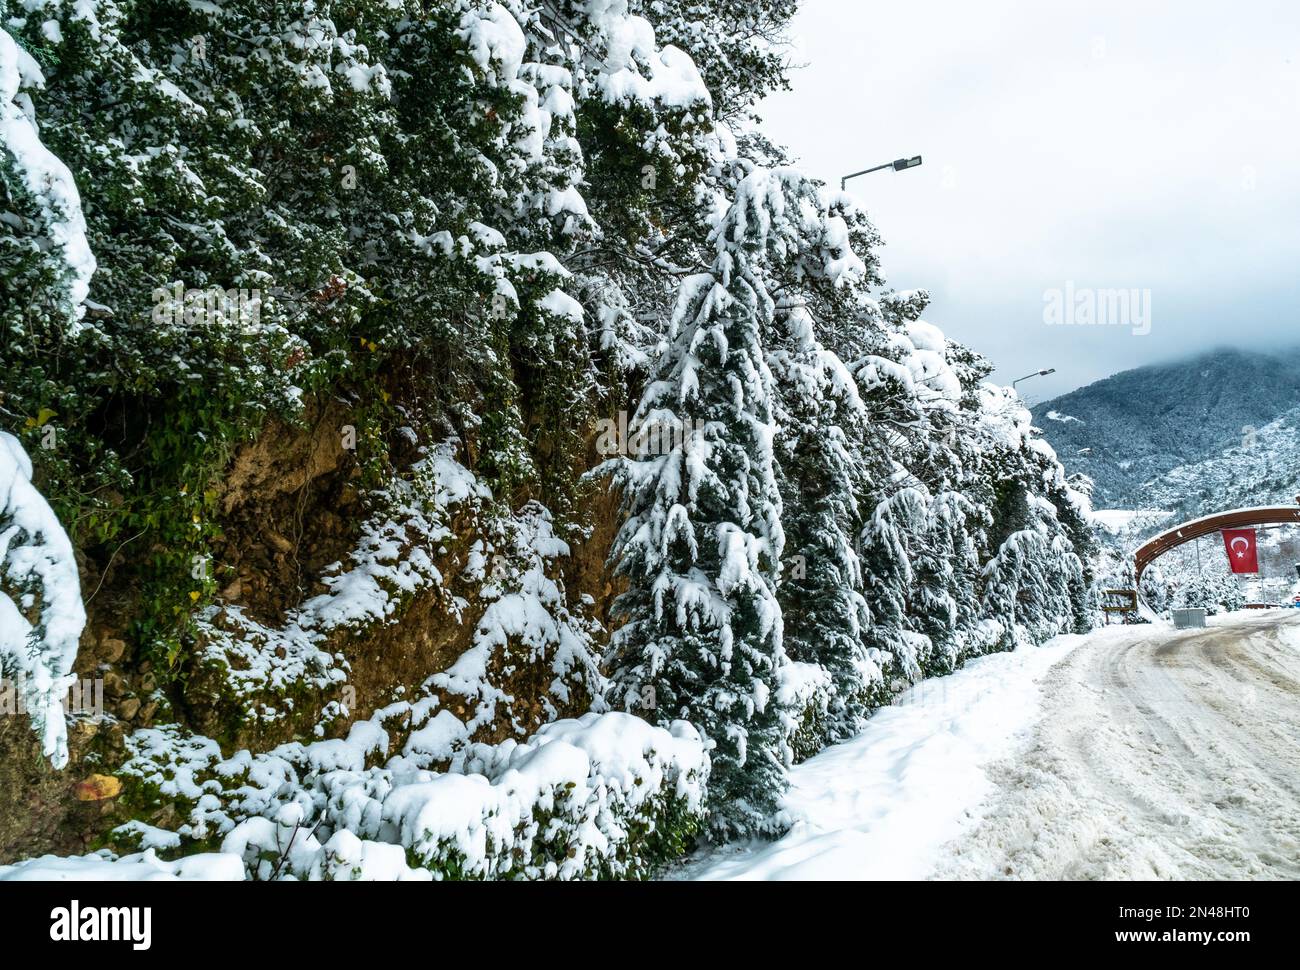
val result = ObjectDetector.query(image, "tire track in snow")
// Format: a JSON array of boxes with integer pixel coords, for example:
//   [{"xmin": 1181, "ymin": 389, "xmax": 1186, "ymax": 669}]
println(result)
[{"xmin": 935, "ymin": 610, "xmax": 1300, "ymax": 880}]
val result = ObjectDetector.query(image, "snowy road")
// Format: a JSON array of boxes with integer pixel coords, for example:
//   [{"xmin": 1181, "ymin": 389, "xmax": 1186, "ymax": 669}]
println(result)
[
  {"xmin": 939, "ymin": 610, "xmax": 1300, "ymax": 879},
  {"xmin": 685, "ymin": 610, "xmax": 1300, "ymax": 880}
]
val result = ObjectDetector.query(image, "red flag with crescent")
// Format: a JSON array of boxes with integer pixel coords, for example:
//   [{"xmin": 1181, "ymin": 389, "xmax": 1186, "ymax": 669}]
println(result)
[{"xmin": 1221, "ymin": 528, "xmax": 1259, "ymax": 574}]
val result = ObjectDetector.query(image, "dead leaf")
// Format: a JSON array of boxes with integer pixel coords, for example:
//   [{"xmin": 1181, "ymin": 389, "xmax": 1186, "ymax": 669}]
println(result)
[{"xmin": 73, "ymin": 774, "xmax": 122, "ymax": 801}]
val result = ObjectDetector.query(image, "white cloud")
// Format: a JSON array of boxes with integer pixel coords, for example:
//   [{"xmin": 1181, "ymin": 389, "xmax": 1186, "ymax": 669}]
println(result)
[{"xmin": 759, "ymin": 0, "xmax": 1300, "ymax": 398}]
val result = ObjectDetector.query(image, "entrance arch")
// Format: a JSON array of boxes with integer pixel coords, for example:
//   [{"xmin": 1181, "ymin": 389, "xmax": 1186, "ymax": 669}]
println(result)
[{"xmin": 1134, "ymin": 506, "xmax": 1300, "ymax": 585}]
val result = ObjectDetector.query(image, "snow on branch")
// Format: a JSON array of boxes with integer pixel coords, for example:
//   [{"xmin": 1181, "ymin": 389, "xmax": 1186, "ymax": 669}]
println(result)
[
  {"xmin": 62, "ymin": 711, "xmax": 710, "ymax": 881},
  {"xmin": 0, "ymin": 431, "xmax": 86, "ymax": 768},
  {"xmin": 0, "ymin": 28, "xmax": 95, "ymax": 330}
]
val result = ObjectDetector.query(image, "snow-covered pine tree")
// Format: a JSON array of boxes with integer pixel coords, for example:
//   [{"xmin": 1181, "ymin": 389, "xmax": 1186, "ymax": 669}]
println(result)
[
  {"xmin": 1044, "ymin": 470, "xmax": 1100, "ymax": 634},
  {"xmin": 634, "ymin": 0, "xmax": 799, "ymax": 123},
  {"xmin": 856, "ymin": 486, "xmax": 930, "ymax": 688},
  {"xmin": 607, "ymin": 170, "xmax": 821, "ymax": 839},
  {"xmin": 909, "ymin": 490, "xmax": 978, "ymax": 675},
  {"xmin": 878, "ymin": 299, "xmax": 990, "ymax": 671},
  {"xmin": 769, "ymin": 298, "xmax": 876, "ymax": 743},
  {"xmin": 975, "ymin": 413, "xmax": 1088, "ymax": 648},
  {"xmin": 979, "ymin": 524, "xmax": 1084, "ymax": 646},
  {"xmin": 837, "ymin": 290, "xmax": 954, "ymax": 687},
  {"xmin": 723, "ymin": 172, "xmax": 883, "ymax": 749}
]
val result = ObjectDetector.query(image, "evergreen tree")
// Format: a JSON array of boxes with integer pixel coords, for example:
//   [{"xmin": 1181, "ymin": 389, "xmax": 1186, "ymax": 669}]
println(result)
[
  {"xmin": 607, "ymin": 170, "xmax": 807, "ymax": 838},
  {"xmin": 857, "ymin": 486, "xmax": 929, "ymax": 687},
  {"xmin": 769, "ymin": 299, "xmax": 877, "ymax": 740},
  {"xmin": 635, "ymin": 0, "xmax": 799, "ymax": 122}
]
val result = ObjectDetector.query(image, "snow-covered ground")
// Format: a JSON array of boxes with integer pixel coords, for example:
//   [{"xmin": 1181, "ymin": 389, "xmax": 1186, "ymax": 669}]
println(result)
[
  {"xmin": 677, "ymin": 630, "xmax": 1107, "ymax": 880},
  {"xmin": 0, "ymin": 850, "xmax": 243, "ymax": 882},
  {"xmin": 937, "ymin": 609, "xmax": 1300, "ymax": 879},
  {"xmin": 12, "ymin": 611, "xmax": 1296, "ymax": 882},
  {"xmin": 684, "ymin": 609, "xmax": 1300, "ymax": 881}
]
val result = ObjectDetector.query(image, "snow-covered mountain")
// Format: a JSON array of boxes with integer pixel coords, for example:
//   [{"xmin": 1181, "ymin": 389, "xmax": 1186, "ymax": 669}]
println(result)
[
  {"xmin": 1043, "ymin": 351, "xmax": 1300, "ymax": 614},
  {"xmin": 1033, "ymin": 347, "xmax": 1300, "ymax": 508},
  {"xmin": 1139, "ymin": 406, "xmax": 1300, "ymax": 520}
]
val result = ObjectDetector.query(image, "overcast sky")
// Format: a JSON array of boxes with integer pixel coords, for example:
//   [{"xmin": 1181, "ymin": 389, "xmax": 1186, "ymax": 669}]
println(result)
[{"xmin": 757, "ymin": 0, "xmax": 1300, "ymax": 400}]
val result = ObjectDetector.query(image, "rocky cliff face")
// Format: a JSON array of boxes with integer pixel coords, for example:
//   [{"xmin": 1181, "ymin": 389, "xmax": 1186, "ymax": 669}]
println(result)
[{"xmin": 0, "ymin": 394, "xmax": 619, "ymax": 863}]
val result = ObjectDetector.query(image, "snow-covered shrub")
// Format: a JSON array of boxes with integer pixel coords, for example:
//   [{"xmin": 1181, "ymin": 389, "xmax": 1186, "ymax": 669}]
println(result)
[
  {"xmin": 373, "ymin": 714, "xmax": 706, "ymax": 880},
  {"xmin": 115, "ymin": 712, "xmax": 708, "ymax": 880},
  {"xmin": 0, "ymin": 431, "xmax": 85, "ymax": 767},
  {"xmin": 777, "ymin": 661, "xmax": 833, "ymax": 763}
]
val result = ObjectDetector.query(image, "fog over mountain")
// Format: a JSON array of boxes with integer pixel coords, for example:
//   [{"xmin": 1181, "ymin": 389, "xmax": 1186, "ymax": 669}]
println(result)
[{"xmin": 1033, "ymin": 346, "xmax": 1300, "ymax": 508}]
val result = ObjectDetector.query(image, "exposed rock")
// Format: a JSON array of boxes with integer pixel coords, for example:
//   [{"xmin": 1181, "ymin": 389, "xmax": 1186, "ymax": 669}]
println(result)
[
  {"xmin": 266, "ymin": 530, "xmax": 294, "ymax": 554},
  {"xmin": 218, "ymin": 401, "xmax": 352, "ymax": 516},
  {"xmin": 102, "ymin": 670, "xmax": 126, "ymax": 699},
  {"xmin": 98, "ymin": 637, "xmax": 126, "ymax": 663},
  {"xmin": 0, "ymin": 714, "xmax": 126, "ymax": 860}
]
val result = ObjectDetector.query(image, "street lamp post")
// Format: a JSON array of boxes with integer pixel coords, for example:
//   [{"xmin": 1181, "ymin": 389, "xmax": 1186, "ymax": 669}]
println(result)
[
  {"xmin": 1012, "ymin": 367, "xmax": 1056, "ymax": 392},
  {"xmin": 841, "ymin": 155, "xmax": 923, "ymax": 191}
]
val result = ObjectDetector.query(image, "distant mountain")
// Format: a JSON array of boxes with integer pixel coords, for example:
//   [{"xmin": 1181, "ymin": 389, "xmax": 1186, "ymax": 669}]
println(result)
[
  {"xmin": 1032, "ymin": 347, "xmax": 1300, "ymax": 508},
  {"xmin": 1139, "ymin": 406, "xmax": 1300, "ymax": 520}
]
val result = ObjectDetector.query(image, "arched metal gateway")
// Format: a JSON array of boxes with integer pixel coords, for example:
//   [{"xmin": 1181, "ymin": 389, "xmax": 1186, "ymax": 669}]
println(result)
[{"xmin": 1134, "ymin": 505, "xmax": 1300, "ymax": 585}]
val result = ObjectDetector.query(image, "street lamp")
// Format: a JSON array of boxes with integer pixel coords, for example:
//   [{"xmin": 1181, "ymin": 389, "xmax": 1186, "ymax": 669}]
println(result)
[
  {"xmin": 841, "ymin": 155, "xmax": 923, "ymax": 191},
  {"xmin": 1012, "ymin": 367, "xmax": 1055, "ymax": 391}
]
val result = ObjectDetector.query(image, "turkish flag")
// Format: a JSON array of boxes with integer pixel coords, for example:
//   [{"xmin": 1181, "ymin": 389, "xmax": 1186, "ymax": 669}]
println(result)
[{"xmin": 1221, "ymin": 528, "xmax": 1259, "ymax": 574}]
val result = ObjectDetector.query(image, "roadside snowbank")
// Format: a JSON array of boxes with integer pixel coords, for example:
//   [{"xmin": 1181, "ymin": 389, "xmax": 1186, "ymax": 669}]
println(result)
[
  {"xmin": 680, "ymin": 632, "xmax": 1098, "ymax": 880},
  {"xmin": 0, "ymin": 712, "xmax": 708, "ymax": 881},
  {"xmin": 0, "ymin": 849, "xmax": 242, "ymax": 882}
]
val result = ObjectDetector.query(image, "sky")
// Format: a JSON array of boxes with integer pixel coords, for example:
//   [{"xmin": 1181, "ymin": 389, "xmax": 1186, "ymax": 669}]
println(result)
[{"xmin": 756, "ymin": 0, "xmax": 1300, "ymax": 401}]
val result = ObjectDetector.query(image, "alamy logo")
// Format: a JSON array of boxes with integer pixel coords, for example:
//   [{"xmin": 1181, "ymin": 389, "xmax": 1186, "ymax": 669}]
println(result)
[
  {"xmin": 151, "ymin": 282, "xmax": 263, "ymax": 331},
  {"xmin": 2, "ymin": 675, "xmax": 104, "ymax": 717},
  {"xmin": 1042, "ymin": 281, "xmax": 1151, "ymax": 335},
  {"xmin": 594, "ymin": 411, "xmax": 708, "ymax": 458},
  {"xmin": 49, "ymin": 900, "xmax": 151, "ymax": 950}
]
